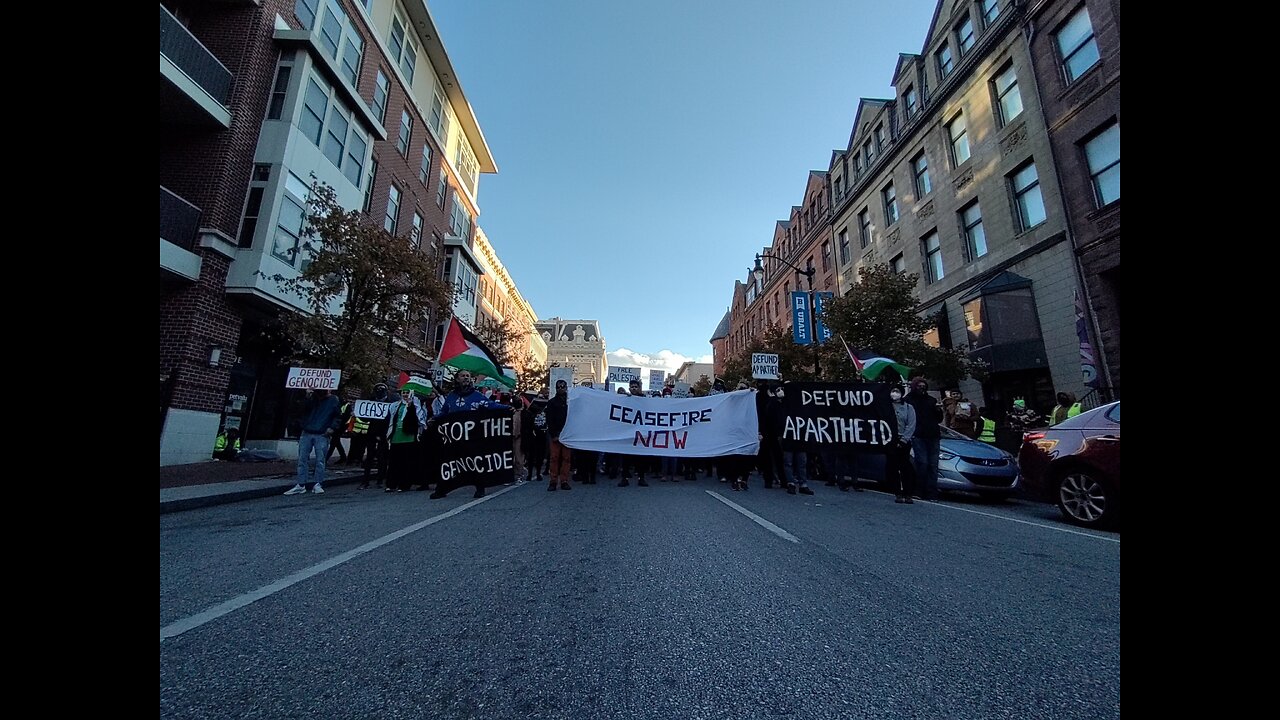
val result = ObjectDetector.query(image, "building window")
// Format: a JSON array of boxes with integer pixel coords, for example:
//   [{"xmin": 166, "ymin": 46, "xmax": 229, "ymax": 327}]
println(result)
[
  {"xmin": 267, "ymin": 64, "xmax": 292, "ymax": 120},
  {"xmin": 993, "ymin": 63, "xmax": 1024, "ymax": 126},
  {"xmin": 372, "ymin": 70, "xmax": 390, "ymax": 125},
  {"xmin": 874, "ymin": 124, "xmax": 886, "ymax": 153},
  {"xmin": 450, "ymin": 199, "xmax": 473, "ymax": 241},
  {"xmin": 923, "ymin": 231, "xmax": 944, "ymax": 283},
  {"xmin": 300, "ymin": 76, "xmax": 328, "ymax": 145},
  {"xmin": 1084, "ymin": 122, "xmax": 1120, "ymax": 207},
  {"xmin": 863, "ymin": 139, "xmax": 875, "ymax": 164},
  {"xmin": 344, "ymin": 127, "xmax": 367, "ymax": 186},
  {"xmin": 904, "ymin": 85, "xmax": 918, "ymax": 118},
  {"xmin": 1010, "ymin": 161, "xmax": 1047, "ymax": 231},
  {"xmin": 936, "ymin": 44, "xmax": 954, "ymax": 79},
  {"xmin": 822, "ymin": 241, "xmax": 832, "ymax": 272},
  {"xmin": 955, "ymin": 14, "xmax": 975, "ymax": 56},
  {"xmin": 853, "ymin": 153, "xmax": 863, "ymax": 175},
  {"xmin": 883, "ymin": 183, "xmax": 898, "ymax": 225},
  {"xmin": 1056, "ymin": 5, "xmax": 1100, "ymax": 83},
  {"xmin": 834, "ymin": 175, "xmax": 844, "ymax": 199},
  {"xmin": 961, "ymin": 201, "xmax": 987, "ymax": 259},
  {"xmin": 411, "ymin": 212, "xmax": 423, "ymax": 250},
  {"xmin": 238, "ymin": 187, "xmax": 264, "ymax": 248},
  {"xmin": 362, "ymin": 158, "xmax": 378, "ymax": 213},
  {"xmin": 912, "ymin": 151, "xmax": 931, "ymax": 198},
  {"xmin": 455, "ymin": 141, "xmax": 479, "ymax": 196},
  {"xmin": 322, "ymin": 105, "xmax": 349, "ymax": 169},
  {"xmin": 274, "ymin": 173, "xmax": 310, "ymax": 267},
  {"xmin": 338, "ymin": 28, "xmax": 363, "ymax": 87},
  {"xmin": 437, "ymin": 170, "xmax": 448, "ymax": 209},
  {"xmin": 396, "ymin": 109, "xmax": 413, "ymax": 157},
  {"xmin": 891, "ymin": 253, "xmax": 905, "ymax": 274},
  {"xmin": 981, "ymin": 0, "xmax": 1001, "ymax": 27},
  {"xmin": 420, "ymin": 143, "xmax": 433, "ymax": 185},
  {"xmin": 947, "ymin": 113, "xmax": 970, "ymax": 165},
  {"xmin": 389, "ymin": 15, "xmax": 417, "ymax": 83},
  {"xmin": 385, "ymin": 184, "xmax": 401, "ymax": 233},
  {"xmin": 295, "ymin": 0, "xmax": 318, "ymax": 30},
  {"xmin": 859, "ymin": 208, "xmax": 872, "ymax": 249},
  {"xmin": 838, "ymin": 228, "xmax": 850, "ymax": 265}
]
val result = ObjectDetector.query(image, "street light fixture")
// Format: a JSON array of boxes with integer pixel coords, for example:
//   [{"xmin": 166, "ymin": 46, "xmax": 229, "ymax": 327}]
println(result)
[{"xmin": 752, "ymin": 253, "xmax": 821, "ymax": 378}]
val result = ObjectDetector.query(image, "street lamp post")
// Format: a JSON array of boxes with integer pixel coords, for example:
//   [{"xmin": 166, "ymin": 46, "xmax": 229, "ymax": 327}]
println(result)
[{"xmin": 753, "ymin": 253, "xmax": 821, "ymax": 379}]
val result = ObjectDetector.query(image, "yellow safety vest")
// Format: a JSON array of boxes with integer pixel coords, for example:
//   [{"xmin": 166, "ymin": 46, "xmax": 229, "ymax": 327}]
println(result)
[
  {"xmin": 351, "ymin": 416, "xmax": 370, "ymax": 434},
  {"xmin": 978, "ymin": 418, "xmax": 996, "ymax": 443}
]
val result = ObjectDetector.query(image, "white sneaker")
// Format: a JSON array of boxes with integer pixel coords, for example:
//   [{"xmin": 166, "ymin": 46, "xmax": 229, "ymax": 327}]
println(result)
[
  {"xmin": 284, "ymin": 484, "xmax": 306, "ymax": 496},
  {"xmin": 311, "ymin": 484, "xmax": 325, "ymax": 494}
]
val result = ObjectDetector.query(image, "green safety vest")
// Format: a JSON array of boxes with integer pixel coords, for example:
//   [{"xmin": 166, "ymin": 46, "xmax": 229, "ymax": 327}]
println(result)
[
  {"xmin": 214, "ymin": 434, "xmax": 241, "ymax": 452},
  {"xmin": 1067, "ymin": 402, "xmax": 1082, "ymax": 418},
  {"xmin": 978, "ymin": 418, "xmax": 996, "ymax": 443}
]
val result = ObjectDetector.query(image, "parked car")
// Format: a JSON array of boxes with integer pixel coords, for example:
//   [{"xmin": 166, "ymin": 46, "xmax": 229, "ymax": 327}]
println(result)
[
  {"xmin": 1018, "ymin": 401, "xmax": 1121, "ymax": 528},
  {"xmin": 838, "ymin": 425, "xmax": 1020, "ymax": 500}
]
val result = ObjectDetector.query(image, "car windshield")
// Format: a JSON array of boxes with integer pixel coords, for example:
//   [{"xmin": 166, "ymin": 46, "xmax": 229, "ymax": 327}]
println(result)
[
  {"xmin": 938, "ymin": 425, "xmax": 972, "ymax": 440},
  {"xmin": 1105, "ymin": 403, "xmax": 1120, "ymax": 423}
]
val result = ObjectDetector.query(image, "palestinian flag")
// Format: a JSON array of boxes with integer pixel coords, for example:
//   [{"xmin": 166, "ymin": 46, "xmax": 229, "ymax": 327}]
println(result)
[
  {"xmin": 397, "ymin": 372, "xmax": 433, "ymax": 395},
  {"xmin": 840, "ymin": 337, "xmax": 912, "ymax": 381},
  {"xmin": 439, "ymin": 317, "xmax": 516, "ymax": 388}
]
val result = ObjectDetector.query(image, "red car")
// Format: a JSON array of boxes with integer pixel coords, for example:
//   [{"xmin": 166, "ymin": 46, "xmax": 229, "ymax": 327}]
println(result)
[{"xmin": 1018, "ymin": 401, "xmax": 1120, "ymax": 528}]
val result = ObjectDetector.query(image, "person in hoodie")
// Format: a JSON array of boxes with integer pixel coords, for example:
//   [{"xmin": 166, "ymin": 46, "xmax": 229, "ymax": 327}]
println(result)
[
  {"xmin": 887, "ymin": 384, "xmax": 918, "ymax": 504},
  {"xmin": 283, "ymin": 388, "xmax": 343, "ymax": 496},
  {"xmin": 545, "ymin": 379, "xmax": 572, "ymax": 491},
  {"xmin": 904, "ymin": 377, "xmax": 943, "ymax": 500}
]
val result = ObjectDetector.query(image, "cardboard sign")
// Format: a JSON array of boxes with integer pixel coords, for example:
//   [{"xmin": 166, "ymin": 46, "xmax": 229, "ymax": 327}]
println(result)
[
  {"xmin": 751, "ymin": 353, "xmax": 780, "ymax": 380},
  {"xmin": 285, "ymin": 367, "xmax": 341, "ymax": 390}
]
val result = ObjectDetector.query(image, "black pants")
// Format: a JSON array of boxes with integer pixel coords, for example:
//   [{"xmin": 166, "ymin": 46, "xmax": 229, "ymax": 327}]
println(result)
[
  {"xmin": 525, "ymin": 435, "xmax": 547, "ymax": 478},
  {"xmin": 362, "ymin": 433, "xmax": 388, "ymax": 482},
  {"xmin": 885, "ymin": 442, "xmax": 916, "ymax": 498},
  {"xmin": 756, "ymin": 437, "xmax": 784, "ymax": 486}
]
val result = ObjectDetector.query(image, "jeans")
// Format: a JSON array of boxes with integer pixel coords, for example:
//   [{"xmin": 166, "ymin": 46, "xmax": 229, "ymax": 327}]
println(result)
[
  {"xmin": 782, "ymin": 449, "xmax": 808, "ymax": 487},
  {"xmin": 297, "ymin": 432, "xmax": 331, "ymax": 486},
  {"xmin": 911, "ymin": 436, "xmax": 941, "ymax": 498}
]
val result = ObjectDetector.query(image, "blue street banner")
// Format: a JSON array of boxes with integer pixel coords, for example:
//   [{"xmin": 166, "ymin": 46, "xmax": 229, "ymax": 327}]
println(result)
[
  {"xmin": 791, "ymin": 291, "xmax": 812, "ymax": 345},
  {"xmin": 813, "ymin": 291, "xmax": 834, "ymax": 344}
]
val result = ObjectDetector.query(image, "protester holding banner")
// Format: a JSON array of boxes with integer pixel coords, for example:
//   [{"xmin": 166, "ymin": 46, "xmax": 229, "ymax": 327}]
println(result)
[
  {"xmin": 436, "ymin": 370, "xmax": 507, "ymax": 416},
  {"xmin": 620, "ymin": 380, "xmax": 651, "ymax": 487},
  {"xmin": 546, "ymin": 380, "xmax": 572, "ymax": 491},
  {"xmin": 755, "ymin": 380, "xmax": 784, "ymax": 489},
  {"xmin": 357, "ymin": 382, "xmax": 392, "ymax": 489},
  {"xmin": 384, "ymin": 387, "xmax": 426, "ymax": 493},
  {"xmin": 522, "ymin": 392, "xmax": 549, "ymax": 483},
  {"xmin": 887, "ymin": 385, "xmax": 918, "ymax": 504}
]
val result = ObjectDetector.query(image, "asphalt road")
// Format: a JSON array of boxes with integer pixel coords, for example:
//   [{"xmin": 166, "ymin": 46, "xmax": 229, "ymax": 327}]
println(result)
[{"xmin": 160, "ymin": 478, "xmax": 1120, "ymax": 719}]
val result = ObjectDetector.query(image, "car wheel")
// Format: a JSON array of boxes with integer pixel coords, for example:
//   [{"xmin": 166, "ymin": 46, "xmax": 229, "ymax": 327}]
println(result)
[{"xmin": 1055, "ymin": 469, "xmax": 1116, "ymax": 528}]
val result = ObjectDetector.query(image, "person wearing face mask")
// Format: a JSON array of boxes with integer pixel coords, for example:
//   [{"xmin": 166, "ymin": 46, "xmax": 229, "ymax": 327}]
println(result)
[
  {"xmin": 886, "ymin": 384, "xmax": 918, "ymax": 504},
  {"xmin": 905, "ymin": 377, "xmax": 942, "ymax": 500}
]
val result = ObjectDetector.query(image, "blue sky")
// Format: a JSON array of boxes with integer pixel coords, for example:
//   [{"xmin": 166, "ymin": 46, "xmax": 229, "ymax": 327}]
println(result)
[{"xmin": 430, "ymin": 0, "xmax": 938, "ymax": 375}]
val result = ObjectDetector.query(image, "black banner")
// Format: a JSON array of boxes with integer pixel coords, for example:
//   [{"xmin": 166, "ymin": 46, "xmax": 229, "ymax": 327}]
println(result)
[
  {"xmin": 427, "ymin": 408, "xmax": 515, "ymax": 496},
  {"xmin": 778, "ymin": 382, "xmax": 896, "ymax": 453}
]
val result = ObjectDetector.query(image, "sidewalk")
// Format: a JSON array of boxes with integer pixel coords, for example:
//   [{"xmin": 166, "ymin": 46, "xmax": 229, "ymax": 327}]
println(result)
[{"xmin": 159, "ymin": 457, "xmax": 369, "ymax": 515}]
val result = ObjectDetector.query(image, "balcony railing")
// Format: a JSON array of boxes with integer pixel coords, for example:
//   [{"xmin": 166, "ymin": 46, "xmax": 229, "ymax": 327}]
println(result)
[
  {"xmin": 160, "ymin": 186, "xmax": 201, "ymax": 251},
  {"xmin": 160, "ymin": 4, "xmax": 232, "ymax": 106}
]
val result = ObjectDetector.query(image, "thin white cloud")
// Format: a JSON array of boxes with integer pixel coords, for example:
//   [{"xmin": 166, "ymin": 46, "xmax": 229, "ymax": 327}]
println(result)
[{"xmin": 606, "ymin": 348, "xmax": 712, "ymax": 379}]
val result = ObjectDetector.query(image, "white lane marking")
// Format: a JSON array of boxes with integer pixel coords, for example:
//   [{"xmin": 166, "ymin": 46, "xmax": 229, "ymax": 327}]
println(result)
[
  {"xmin": 706, "ymin": 490, "xmax": 800, "ymax": 544},
  {"xmin": 925, "ymin": 500, "xmax": 1120, "ymax": 543},
  {"xmin": 160, "ymin": 484, "xmax": 520, "ymax": 642}
]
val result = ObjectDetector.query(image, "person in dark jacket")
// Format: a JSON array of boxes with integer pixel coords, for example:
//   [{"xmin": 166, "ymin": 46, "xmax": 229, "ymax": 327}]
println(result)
[
  {"xmin": 522, "ymin": 392, "xmax": 550, "ymax": 482},
  {"xmin": 545, "ymin": 379, "xmax": 571, "ymax": 491},
  {"xmin": 905, "ymin": 377, "xmax": 943, "ymax": 500},
  {"xmin": 755, "ymin": 380, "xmax": 784, "ymax": 489},
  {"xmin": 887, "ymin": 384, "xmax": 918, "ymax": 504},
  {"xmin": 284, "ymin": 388, "xmax": 343, "ymax": 496}
]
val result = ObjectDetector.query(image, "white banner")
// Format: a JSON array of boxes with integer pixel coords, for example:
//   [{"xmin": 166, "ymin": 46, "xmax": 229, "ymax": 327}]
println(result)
[
  {"xmin": 751, "ymin": 353, "xmax": 780, "ymax": 380},
  {"xmin": 549, "ymin": 366, "xmax": 574, "ymax": 397},
  {"xmin": 560, "ymin": 387, "xmax": 759, "ymax": 457},
  {"xmin": 353, "ymin": 400, "xmax": 393, "ymax": 420},
  {"xmin": 285, "ymin": 367, "xmax": 342, "ymax": 390}
]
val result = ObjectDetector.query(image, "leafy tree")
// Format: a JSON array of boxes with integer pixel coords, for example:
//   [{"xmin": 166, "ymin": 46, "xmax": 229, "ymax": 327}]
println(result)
[
  {"xmin": 720, "ymin": 322, "xmax": 826, "ymax": 384},
  {"xmin": 270, "ymin": 181, "xmax": 454, "ymax": 392},
  {"xmin": 821, "ymin": 263, "xmax": 983, "ymax": 386},
  {"xmin": 689, "ymin": 376, "xmax": 713, "ymax": 397}
]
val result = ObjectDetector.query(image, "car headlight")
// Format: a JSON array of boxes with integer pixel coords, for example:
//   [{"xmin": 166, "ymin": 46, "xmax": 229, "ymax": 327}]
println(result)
[{"xmin": 938, "ymin": 449, "xmax": 958, "ymax": 461}]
